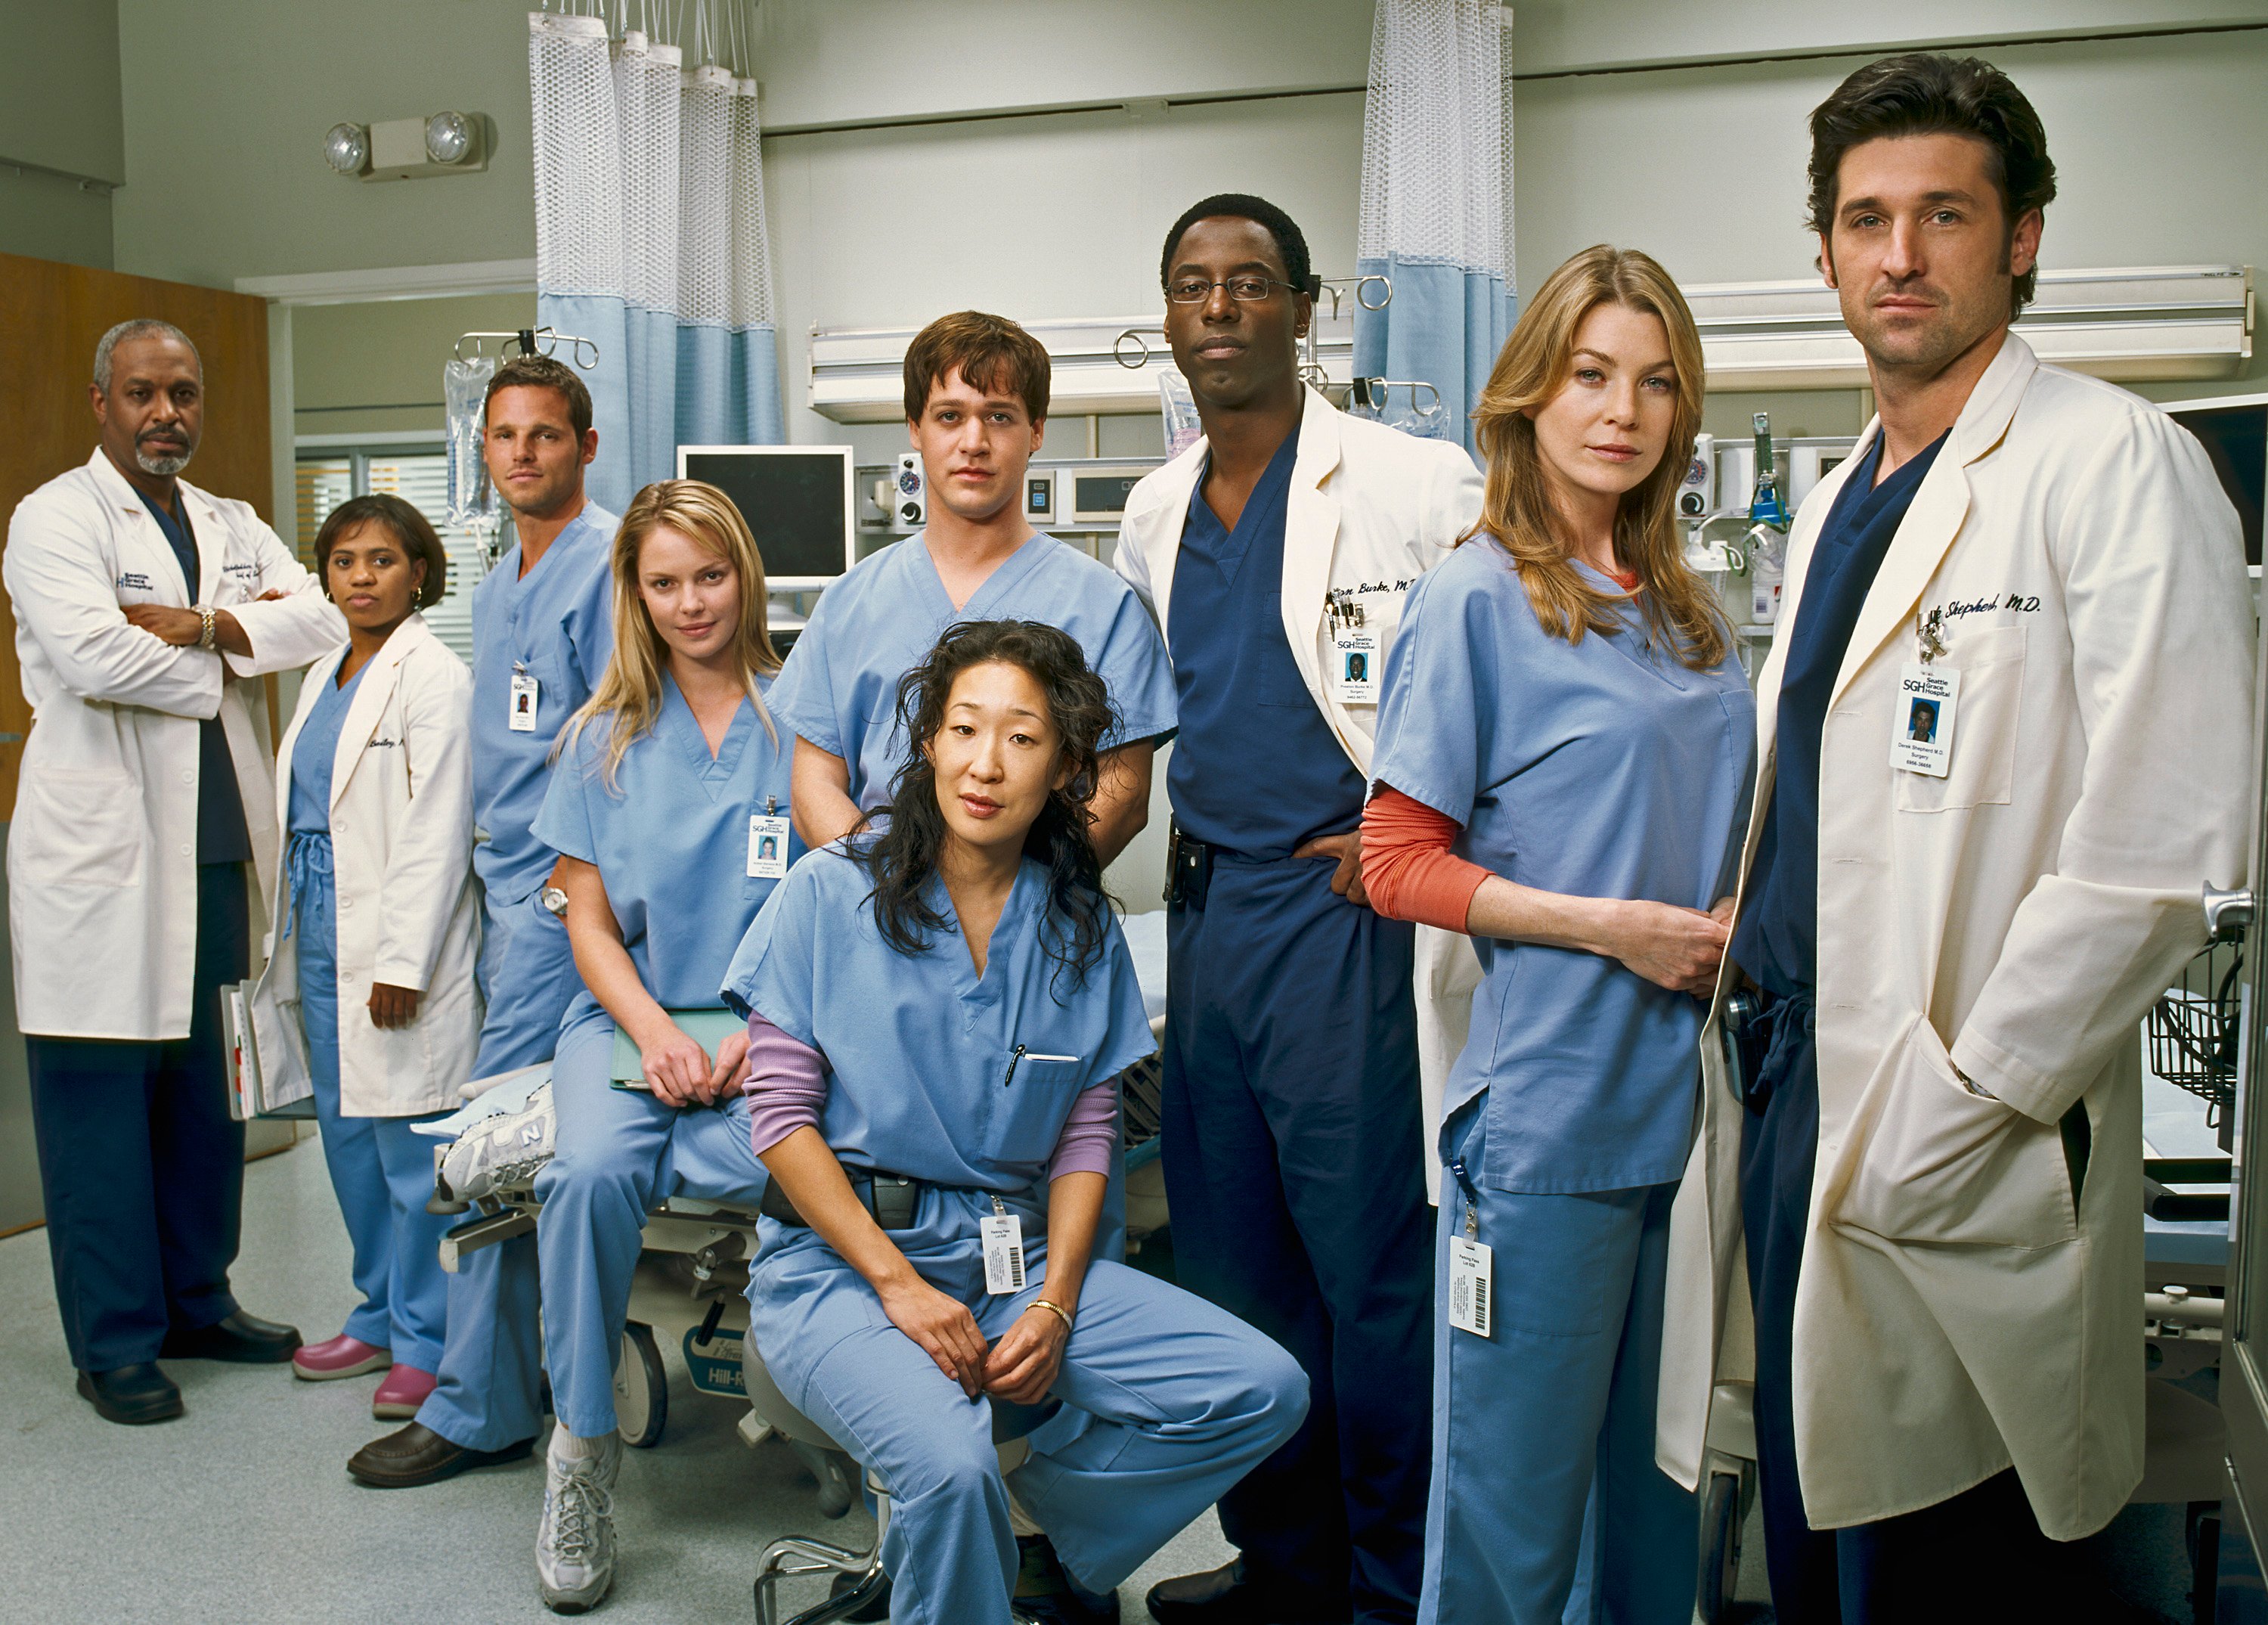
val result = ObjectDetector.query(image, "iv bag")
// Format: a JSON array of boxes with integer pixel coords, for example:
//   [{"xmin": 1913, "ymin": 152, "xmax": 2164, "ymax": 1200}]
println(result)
[
  {"xmin": 1159, "ymin": 371, "xmax": 1204, "ymax": 461},
  {"xmin": 444, "ymin": 358, "xmax": 497, "ymax": 526}
]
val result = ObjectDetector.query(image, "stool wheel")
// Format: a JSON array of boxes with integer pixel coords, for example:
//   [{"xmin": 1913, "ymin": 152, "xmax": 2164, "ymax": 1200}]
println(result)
[{"xmin": 617, "ymin": 1320, "xmax": 668, "ymax": 1448}]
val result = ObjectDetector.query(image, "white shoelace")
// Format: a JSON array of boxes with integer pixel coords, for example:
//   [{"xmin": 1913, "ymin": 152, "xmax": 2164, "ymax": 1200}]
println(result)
[{"xmin": 548, "ymin": 1462, "xmax": 613, "ymax": 1561}]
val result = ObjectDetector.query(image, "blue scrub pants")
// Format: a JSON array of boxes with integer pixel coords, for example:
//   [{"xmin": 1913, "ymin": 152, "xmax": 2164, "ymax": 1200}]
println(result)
[
  {"xmin": 537, "ymin": 1010, "xmax": 770, "ymax": 1437},
  {"xmin": 1422, "ymin": 1100, "xmax": 1693, "ymax": 1625},
  {"xmin": 25, "ymin": 861, "xmax": 249, "ymax": 1372},
  {"xmin": 751, "ymin": 1195, "xmax": 1309, "ymax": 1625},
  {"xmin": 1163, "ymin": 856, "xmax": 1435, "ymax": 1623},
  {"xmin": 289, "ymin": 835, "xmax": 452, "ymax": 1372},
  {"xmin": 1739, "ymin": 992, "xmax": 2083, "ymax": 1623},
  {"xmin": 414, "ymin": 885, "xmax": 583, "ymax": 1452}
]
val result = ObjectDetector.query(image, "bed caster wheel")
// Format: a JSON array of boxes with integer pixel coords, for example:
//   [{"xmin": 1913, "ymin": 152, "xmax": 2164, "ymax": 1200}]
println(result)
[
  {"xmin": 1696, "ymin": 1468, "xmax": 1744, "ymax": 1623},
  {"xmin": 617, "ymin": 1320, "xmax": 668, "ymax": 1448}
]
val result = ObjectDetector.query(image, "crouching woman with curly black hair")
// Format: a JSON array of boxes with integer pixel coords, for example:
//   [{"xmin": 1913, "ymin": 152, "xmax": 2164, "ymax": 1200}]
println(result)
[{"xmin": 721, "ymin": 619, "xmax": 1307, "ymax": 1624}]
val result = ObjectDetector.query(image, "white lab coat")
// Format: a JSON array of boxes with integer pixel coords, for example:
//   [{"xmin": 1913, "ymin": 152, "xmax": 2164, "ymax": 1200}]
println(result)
[
  {"xmin": 1655, "ymin": 334, "xmax": 2256, "ymax": 1540},
  {"xmin": 258, "ymin": 615, "xmax": 481, "ymax": 1118},
  {"xmin": 5, "ymin": 450, "xmax": 345, "ymax": 1041},
  {"xmin": 1115, "ymin": 387, "xmax": 1486, "ymax": 1191}
]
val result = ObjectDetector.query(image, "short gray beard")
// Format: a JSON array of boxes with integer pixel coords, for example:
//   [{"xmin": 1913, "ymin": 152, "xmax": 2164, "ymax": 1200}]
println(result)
[{"xmin": 135, "ymin": 447, "xmax": 192, "ymax": 476}]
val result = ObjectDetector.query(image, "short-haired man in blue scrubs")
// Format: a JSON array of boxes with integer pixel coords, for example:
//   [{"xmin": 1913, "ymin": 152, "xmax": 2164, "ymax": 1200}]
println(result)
[
  {"xmin": 348, "ymin": 353, "xmax": 620, "ymax": 1488},
  {"xmin": 1117, "ymin": 195, "xmax": 1483, "ymax": 1625},
  {"xmin": 775, "ymin": 309, "xmax": 1175, "ymax": 859}
]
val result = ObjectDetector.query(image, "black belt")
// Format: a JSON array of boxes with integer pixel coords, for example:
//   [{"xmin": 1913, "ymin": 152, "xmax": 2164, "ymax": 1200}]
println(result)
[
  {"xmin": 760, "ymin": 1164, "xmax": 922, "ymax": 1231},
  {"xmin": 1163, "ymin": 817, "xmax": 1213, "ymax": 910}
]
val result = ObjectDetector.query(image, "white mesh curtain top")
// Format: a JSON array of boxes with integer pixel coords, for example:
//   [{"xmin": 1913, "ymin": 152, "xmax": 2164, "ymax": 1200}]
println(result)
[
  {"xmin": 530, "ymin": 11, "xmax": 783, "ymax": 514},
  {"xmin": 1352, "ymin": 0, "xmax": 1515, "ymax": 452}
]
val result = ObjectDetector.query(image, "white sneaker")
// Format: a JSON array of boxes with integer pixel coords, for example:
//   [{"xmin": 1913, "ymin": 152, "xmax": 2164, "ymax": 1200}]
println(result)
[
  {"xmin": 440, "ymin": 1083, "xmax": 557, "ymax": 1203},
  {"xmin": 537, "ymin": 1431, "xmax": 621, "ymax": 1614}
]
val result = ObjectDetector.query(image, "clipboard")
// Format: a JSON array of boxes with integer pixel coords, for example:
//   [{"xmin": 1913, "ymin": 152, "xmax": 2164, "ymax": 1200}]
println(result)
[{"xmin": 609, "ymin": 1007, "xmax": 746, "ymax": 1090}]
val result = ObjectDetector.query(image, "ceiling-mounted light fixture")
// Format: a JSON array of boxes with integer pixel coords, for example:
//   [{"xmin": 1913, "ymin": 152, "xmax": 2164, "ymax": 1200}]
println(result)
[
  {"xmin": 423, "ymin": 111, "xmax": 476, "ymax": 166},
  {"xmin": 322, "ymin": 122, "xmax": 370, "ymax": 175}
]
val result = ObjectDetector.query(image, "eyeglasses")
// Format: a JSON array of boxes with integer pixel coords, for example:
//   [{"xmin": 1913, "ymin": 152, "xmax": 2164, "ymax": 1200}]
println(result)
[{"xmin": 1165, "ymin": 275, "xmax": 1299, "ymax": 305}]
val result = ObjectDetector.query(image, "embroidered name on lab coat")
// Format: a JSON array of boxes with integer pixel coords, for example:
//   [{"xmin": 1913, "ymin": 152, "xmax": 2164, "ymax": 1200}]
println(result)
[
  {"xmin": 1932, "ymin": 593, "xmax": 2041, "ymax": 626},
  {"xmin": 118, "ymin": 572, "xmax": 152, "ymax": 591}
]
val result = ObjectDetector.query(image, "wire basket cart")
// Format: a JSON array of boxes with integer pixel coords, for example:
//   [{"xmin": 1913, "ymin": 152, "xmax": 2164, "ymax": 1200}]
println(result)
[{"xmin": 2150, "ymin": 934, "xmax": 2245, "ymax": 1152}]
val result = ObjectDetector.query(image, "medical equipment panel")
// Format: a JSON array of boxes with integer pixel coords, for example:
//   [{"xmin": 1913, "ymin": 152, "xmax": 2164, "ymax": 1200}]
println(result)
[
  {"xmin": 677, "ymin": 445, "xmax": 858, "ymax": 591},
  {"xmin": 1065, "ymin": 464, "xmax": 1154, "ymax": 526},
  {"xmin": 889, "ymin": 451, "xmax": 926, "ymax": 534},
  {"xmin": 1023, "ymin": 468, "xmax": 1058, "ymax": 526}
]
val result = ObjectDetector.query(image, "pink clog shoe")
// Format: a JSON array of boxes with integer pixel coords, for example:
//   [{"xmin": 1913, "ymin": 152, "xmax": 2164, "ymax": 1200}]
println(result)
[
  {"xmin": 371, "ymin": 1364, "xmax": 438, "ymax": 1421},
  {"xmin": 292, "ymin": 1334, "xmax": 392, "ymax": 1382}
]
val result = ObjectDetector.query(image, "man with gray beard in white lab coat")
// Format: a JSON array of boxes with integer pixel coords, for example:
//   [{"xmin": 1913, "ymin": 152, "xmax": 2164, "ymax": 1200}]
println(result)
[{"xmin": 5, "ymin": 319, "xmax": 343, "ymax": 1425}]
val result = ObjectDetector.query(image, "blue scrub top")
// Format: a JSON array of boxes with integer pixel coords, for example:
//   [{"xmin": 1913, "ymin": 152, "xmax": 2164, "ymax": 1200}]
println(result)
[
  {"xmin": 140, "ymin": 491, "xmax": 251, "ymax": 864},
  {"xmin": 287, "ymin": 658, "xmax": 371, "ymax": 836},
  {"xmin": 1165, "ymin": 420, "xmax": 1368, "ymax": 859},
  {"xmin": 532, "ymin": 672, "xmax": 798, "ymax": 1027},
  {"xmin": 1732, "ymin": 432, "xmax": 1945, "ymax": 997},
  {"xmin": 469, "ymin": 502, "xmax": 618, "ymax": 904},
  {"xmin": 1372, "ymin": 537, "xmax": 1757, "ymax": 1192},
  {"xmin": 767, "ymin": 531, "xmax": 1176, "ymax": 808},
  {"xmin": 723, "ymin": 842, "xmax": 1154, "ymax": 1195}
]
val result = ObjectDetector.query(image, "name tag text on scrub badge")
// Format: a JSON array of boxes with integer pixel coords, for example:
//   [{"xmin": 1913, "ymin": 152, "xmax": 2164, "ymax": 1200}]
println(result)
[
  {"xmin": 1891, "ymin": 662, "xmax": 1960, "ymax": 778},
  {"xmin": 1331, "ymin": 628, "xmax": 1380, "ymax": 704},
  {"xmin": 747, "ymin": 814, "xmax": 790, "ymax": 879},
  {"xmin": 508, "ymin": 671, "xmax": 540, "ymax": 733},
  {"xmin": 1448, "ymin": 1236, "xmax": 1492, "ymax": 1338},
  {"xmin": 982, "ymin": 1208, "xmax": 1027, "ymax": 1295}
]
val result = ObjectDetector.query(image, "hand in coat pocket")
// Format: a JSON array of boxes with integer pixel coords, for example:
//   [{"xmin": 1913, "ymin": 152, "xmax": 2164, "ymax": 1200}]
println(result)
[{"xmin": 1830, "ymin": 1017, "xmax": 2077, "ymax": 1249}]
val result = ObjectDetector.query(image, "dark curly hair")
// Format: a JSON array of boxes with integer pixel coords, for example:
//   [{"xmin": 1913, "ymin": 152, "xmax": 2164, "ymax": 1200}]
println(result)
[
  {"xmin": 1160, "ymin": 192, "xmax": 1319, "ymax": 300},
  {"xmin": 853, "ymin": 619, "xmax": 1117, "ymax": 988},
  {"xmin": 1806, "ymin": 53, "xmax": 2056, "ymax": 321}
]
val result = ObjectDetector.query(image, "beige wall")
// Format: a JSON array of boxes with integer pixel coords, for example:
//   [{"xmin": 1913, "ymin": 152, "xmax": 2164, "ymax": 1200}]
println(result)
[
  {"xmin": 0, "ymin": 0, "xmax": 122, "ymax": 269},
  {"xmin": 293, "ymin": 293, "xmax": 538, "ymax": 441}
]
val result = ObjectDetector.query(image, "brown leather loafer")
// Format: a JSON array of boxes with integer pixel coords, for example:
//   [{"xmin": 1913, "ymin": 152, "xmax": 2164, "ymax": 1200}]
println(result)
[{"xmin": 347, "ymin": 1421, "xmax": 536, "ymax": 1488}]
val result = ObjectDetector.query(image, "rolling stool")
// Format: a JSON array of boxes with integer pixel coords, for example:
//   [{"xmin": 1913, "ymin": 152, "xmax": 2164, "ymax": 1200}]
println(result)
[{"xmin": 745, "ymin": 1337, "xmax": 1061, "ymax": 1625}]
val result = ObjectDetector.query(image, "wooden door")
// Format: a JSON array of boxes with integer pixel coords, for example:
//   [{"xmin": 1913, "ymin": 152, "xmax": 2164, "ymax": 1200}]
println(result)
[{"xmin": 0, "ymin": 251, "xmax": 272, "ymax": 817}]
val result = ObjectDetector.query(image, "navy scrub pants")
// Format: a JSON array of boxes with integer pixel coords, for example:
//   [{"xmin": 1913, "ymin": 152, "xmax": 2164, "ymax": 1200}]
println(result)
[
  {"xmin": 1163, "ymin": 854, "xmax": 1435, "ymax": 1624},
  {"xmin": 1740, "ymin": 991, "xmax": 2092, "ymax": 1623},
  {"xmin": 26, "ymin": 861, "xmax": 251, "ymax": 1372}
]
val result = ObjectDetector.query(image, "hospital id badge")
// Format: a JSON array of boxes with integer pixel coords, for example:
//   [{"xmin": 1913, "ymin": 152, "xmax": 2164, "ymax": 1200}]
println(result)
[
  {"xmin": 508, "ymin": 670, "xmax": 540, "ymax": 733},
  {"xmin": 1890, "ymin": 662, "xmax": 1960, "ymax": 778},
  {"xmin": 747, "ymin": 814, "xmax": 790, "ymax": 879},
  {"xmin": 1447, "ymin": 1236, "xmax": 1492, "ymax": 1338},
  {"xmin": 981, "ymin": 1211, "xmax": 1027, "ymax": 1295},
  {"xmin": 1331, "ymin": 628, "xmax": 1380, "ymax": 704}
]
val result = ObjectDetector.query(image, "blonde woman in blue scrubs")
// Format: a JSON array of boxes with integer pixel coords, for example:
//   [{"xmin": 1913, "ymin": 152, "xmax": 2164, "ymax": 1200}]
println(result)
[{"xmin": 1362, "ymin": 246, "xmax": 1755, "ymax": 1624}]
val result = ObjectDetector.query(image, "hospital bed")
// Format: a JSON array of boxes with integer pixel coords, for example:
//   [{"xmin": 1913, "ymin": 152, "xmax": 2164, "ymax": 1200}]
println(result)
[{"xmin": 1695, "ymin": 905, "xmax": 2245, "ymax": 1623}]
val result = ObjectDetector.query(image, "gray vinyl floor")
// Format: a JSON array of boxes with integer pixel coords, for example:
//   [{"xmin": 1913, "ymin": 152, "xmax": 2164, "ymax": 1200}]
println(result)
[
  {"xmin": 0, "ymin": 1133, "xmax": 2208, "ymax": 1624},
  {"xmin": 0, "ymin": 1134, "xmax": 1233, "ymax": 1624}
]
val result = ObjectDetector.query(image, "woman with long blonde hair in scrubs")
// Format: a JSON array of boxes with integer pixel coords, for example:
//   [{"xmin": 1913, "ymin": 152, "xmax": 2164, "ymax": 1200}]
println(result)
[{"xmin": 1362, "ymin": 245, "xmax": 1756, "ymax": 1623}]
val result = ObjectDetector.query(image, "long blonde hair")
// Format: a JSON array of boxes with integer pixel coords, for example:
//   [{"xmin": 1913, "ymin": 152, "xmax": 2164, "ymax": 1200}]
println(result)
[
  {"xmin": 1467, "ymin": 244, "xmax": 1728, "ymax": 670},
  {"xmin": 561, "ymin": 479, "xmax": 782, "ymax": 789}
]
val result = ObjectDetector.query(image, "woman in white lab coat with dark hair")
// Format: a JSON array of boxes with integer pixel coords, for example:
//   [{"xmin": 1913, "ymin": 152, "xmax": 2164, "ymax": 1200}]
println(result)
[{"xmin": 262, "ymin": 494, "xmax": 480, "ymax": 1422}]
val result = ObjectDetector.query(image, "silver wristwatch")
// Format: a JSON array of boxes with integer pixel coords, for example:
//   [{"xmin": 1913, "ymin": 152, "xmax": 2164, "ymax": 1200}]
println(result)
[{"xmin": 540, "ymin": 885, "xmax": 570, "ymax": 918}]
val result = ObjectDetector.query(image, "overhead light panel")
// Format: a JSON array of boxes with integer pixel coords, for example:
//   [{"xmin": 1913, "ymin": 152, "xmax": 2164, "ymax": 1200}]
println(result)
[{"xmin": 322, "ymin": 122, "xmax": 370, "ymax": 175}]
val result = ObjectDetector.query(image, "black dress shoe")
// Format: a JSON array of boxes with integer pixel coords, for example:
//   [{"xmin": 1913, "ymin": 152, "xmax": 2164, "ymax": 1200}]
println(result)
[
  {"xmin": 1017, "ymin": 1534, "xmax": 1120, "ymax": 1623},
  {"xmin": 160, "ymin": 1310, "xmax": 302, "ymax": 1364},
  {"xmin": 76, "ymin": 1363, "xmax": 184, "ymax": 1425},
  {"xmin": 348, "ymin": 1421, "xmax": 538, "ymax": 1488},
  {"xmin": 1146, "ymin": 1559, "xmax": 1341, "ymax": 1624}
]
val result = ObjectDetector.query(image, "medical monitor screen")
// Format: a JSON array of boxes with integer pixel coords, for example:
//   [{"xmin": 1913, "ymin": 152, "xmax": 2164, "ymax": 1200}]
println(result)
[
  {"xmin": 2170, "ymin": 402, "xmax": 2266, "ymax": 569},
  {"xmin": 676, "ymin": 446, "xmax": 856, "ymax": 588}
]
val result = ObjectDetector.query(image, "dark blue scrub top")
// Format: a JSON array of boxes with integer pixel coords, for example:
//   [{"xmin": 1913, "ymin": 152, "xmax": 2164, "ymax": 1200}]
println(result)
[
  {"xmin": 1165, "ymin": 422, "xmax": 1366, "ymax": 861},
  {"xmin": 1731, "ymin": 431, "xmax": 1946, "ymax": 994},
  {"xmin": 141, "ymin": 491, "xmax": 252, "ymax": 864}
]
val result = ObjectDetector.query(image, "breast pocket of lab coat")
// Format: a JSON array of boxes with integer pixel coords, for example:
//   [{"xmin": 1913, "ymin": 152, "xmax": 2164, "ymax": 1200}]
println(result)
[
  {"xmin": 987, "ymin": 1053, "xmax": 1089, "ymax": 1167},
  {"xmin": 14, "ymin": 767, "xmax": 145, "ymax": 887},
  {"xmin": 1895, "ymin": 625, "xmax": 2025, "ymax": 813},
  {"xmin": 1830, "ymin": 1016, "xmax": 2076, "ymax": 1249}
]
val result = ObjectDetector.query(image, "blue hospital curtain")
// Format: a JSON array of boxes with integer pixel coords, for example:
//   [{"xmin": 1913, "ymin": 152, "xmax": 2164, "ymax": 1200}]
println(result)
[
  {"xmin": 1352, "ymin": 0, "xmax": 1516, "ymax": 454},
  {"xmin": 530, "ymin": 14, "xmax": 783, "ymax": 516}
]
